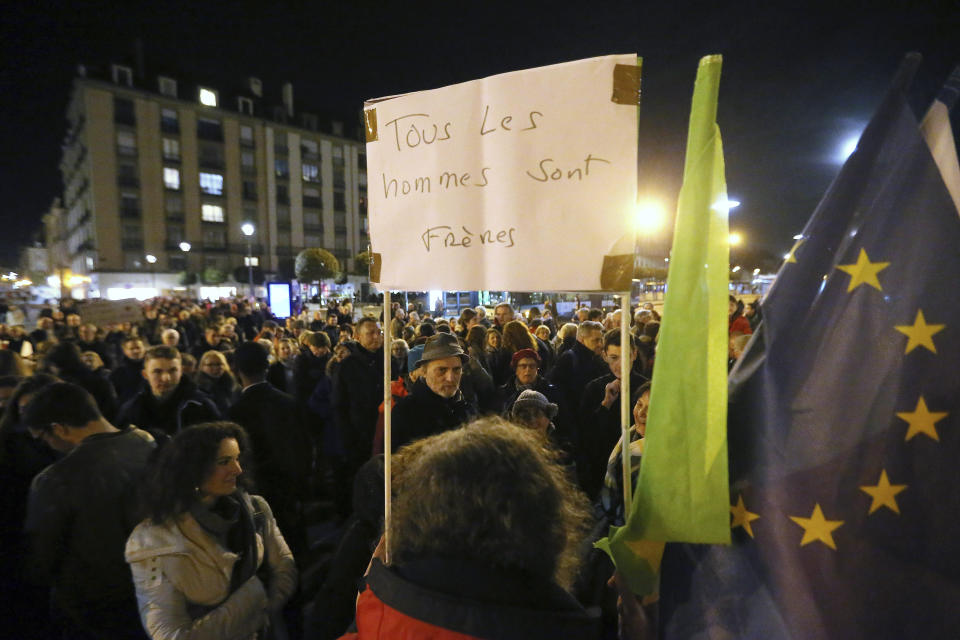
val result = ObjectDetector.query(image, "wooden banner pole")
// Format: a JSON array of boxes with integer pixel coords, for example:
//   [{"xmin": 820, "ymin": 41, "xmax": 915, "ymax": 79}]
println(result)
[
  {"xmin": 382, "ymin": 291, "xmax": 393, "ymax": 563},
  {"xmin": 620, "ymin": 291, "xmax": 633, "ymax": 517}
]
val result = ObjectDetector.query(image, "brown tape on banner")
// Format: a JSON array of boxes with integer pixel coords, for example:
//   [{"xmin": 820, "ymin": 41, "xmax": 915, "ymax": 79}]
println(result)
[
  {"xmin": 369, "ymin": 252, "xmax": 382, "ymax": 283},
  {"xmin": 600, "ymin": 254, "xmax": 633, "ymax": 291},
  {"xmin": 611, "ymin": 63, "xmax": 642, "ymax": 105},
  {"xmin": 365, "ymin": 109, "xmax": 378, "ymax": 142}
]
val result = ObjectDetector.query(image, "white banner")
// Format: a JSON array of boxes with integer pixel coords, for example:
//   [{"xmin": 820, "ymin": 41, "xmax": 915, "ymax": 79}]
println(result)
[{"xmin": 364, "ymin": 54, "xmax": 638, "ymax": 292}]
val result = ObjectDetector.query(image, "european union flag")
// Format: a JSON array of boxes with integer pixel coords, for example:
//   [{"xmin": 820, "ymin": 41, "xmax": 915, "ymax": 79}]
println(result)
[{"xmin": 659, "ymin": 55, "xmax": 960, "ymax": 639}]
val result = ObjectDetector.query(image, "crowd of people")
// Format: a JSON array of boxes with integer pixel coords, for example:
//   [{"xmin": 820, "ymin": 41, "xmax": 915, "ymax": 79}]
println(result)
[{"xmin": 0, "ymin": 291, "xmax": 760, "ymax": 639}]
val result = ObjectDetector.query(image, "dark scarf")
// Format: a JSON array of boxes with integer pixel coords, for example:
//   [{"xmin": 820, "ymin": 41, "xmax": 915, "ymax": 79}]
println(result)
[{"xmin": 190, "ymin": 492, "xmax": 259, "ymax": 593}]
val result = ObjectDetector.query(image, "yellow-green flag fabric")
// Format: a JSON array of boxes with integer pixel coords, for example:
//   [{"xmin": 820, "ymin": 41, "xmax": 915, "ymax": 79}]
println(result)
[{"xmin": 596, "ymin": 54, "xmax": 731, "ymax": 596}]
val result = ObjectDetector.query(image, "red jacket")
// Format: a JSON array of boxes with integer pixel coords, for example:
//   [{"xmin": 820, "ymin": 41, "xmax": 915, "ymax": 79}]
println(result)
[{"xmin": 339, "ymin": 558, "xmax": 600, "ymax": 640}]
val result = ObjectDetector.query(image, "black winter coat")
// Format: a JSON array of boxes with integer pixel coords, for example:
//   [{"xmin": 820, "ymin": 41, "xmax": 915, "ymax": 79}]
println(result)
[
  {"xmin": 333, "ymin": 345, "xmax": 386, "ymax": 465},
  {"xmin": 115, "ymin": 378, "xmax": 220, "ymax": 439},
  {"xmin": 391, "ymin": 379, "xmax": 477, "ymax": 452}
]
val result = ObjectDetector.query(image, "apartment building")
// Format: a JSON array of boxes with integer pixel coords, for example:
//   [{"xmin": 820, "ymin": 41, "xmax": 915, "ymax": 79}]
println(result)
[{"xmin": 56, "ymin": 61, "xmax": 368, "ymax": 298}]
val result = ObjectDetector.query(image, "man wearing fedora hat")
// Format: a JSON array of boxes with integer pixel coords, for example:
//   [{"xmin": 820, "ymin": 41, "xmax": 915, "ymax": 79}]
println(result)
[{"xmin": 391, "ymin": 333, "xmax": 477, "ymax": 451}]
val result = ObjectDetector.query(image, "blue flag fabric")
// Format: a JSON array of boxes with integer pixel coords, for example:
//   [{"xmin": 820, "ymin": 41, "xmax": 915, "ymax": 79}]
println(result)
[{"xmin": 659, "ymin": 57, "xmax": 960, "ymax": 639}]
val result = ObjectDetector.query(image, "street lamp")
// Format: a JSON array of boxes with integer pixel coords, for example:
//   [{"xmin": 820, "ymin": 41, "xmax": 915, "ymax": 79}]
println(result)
[
  {"xmin": 241, "ymin": 223, "xmax": 255, "ymax": 298},
  {"xmin": 179, "ymin": 241, "xmax": 191, "ymax": 252},
  {"xmin": 145, "ymin": 254, "xmax": 157, "ymax": 294}
]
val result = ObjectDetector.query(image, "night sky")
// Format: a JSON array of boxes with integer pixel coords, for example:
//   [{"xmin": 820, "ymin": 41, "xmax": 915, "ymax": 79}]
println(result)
[{"xmin": 1, "ymin": 1, "xmax": 957, "ymax": 266}]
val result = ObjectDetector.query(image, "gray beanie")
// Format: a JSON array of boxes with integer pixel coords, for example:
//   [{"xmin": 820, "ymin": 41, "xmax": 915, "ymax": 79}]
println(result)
[{"xmin": 511, "ymin": 389, "xmax": 558, "ymax": 419}]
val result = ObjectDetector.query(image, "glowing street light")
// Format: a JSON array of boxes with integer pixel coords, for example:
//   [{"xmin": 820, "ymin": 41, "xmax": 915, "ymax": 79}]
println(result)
[
  {"xmin": 729, "ymin": 232, "xmax": 743, "ymax": 246},
  {"xmin": 241, "ymin": 223, "xmax": 256, "ymax": 297},
  {"xmin": 144, "ymin": 254, "xmax": 157, "ymax": 264},
  {"xmin": 753, "ymin": 268, "xmax": 761, "ymax": 276},
  {"xmin": 179, "ymin": 242, "xmax": 191, "ymax": 252},
  {"xmin": 793, "ymin": 234, "xmax": 804, "ymax": 240},
  {"xmin": 732, "ymin": 265, "xmax": 741, "ymax": 273},
  {"xmin": 633, "ymin": 199, "xmax": 667, "ymax": 233}
]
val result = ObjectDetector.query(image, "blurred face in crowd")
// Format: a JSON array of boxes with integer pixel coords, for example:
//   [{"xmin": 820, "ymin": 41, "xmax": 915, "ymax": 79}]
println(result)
[
  {"xmin": 580, "ymin": 329, "xmax": 604, "ymax": 355},
  {"xmin": 535, "ymin": 326, "xmax": 551, "ymax": 342},
  {"xmin": 81, "ymin": 351, "xmax": 103, "ymax": 370},
  {"xmin": 357, "ymin": 322, "xmax": 382, "ymax": 351},
  {"xmin": 38, "ymin": 317, "xmax": 54, "ymax": 331},
  {"xmin": 327, "ymin": 314, "xmax": 338, "ymax": 326},
  {"xmin": 577, "ymin": 308, "xmax": 590, "ymax": 322},
  {"xmin": 122, "ymin": 339, "xmax": 145, "ymax": 361},
  {"xmin": 205, "ymin": 328, "xmax": 220, "ymax": 345},
  {"xmin": 78, "ymin": 324, "xmax": 96, "ymax": 342},
  {"xmin": 200, "ymin": 438, "xmax": 242, "ymax": 503},
  {"xmin": 200, "ymin": 354, "xmax": 226, "ymax": 378},
  {"xmin": 424, "ymin": 356, "xmax": 463, "ymax": 399},
  {"xmin": 633, "ymin": 390, "xmax": 650, "ymax": 436},
  {"xmin": 604, "ymin": 343, "xmax": 637, "ymax": 380},
  {"xmin": 391, "ymin": 341, "xmax": 407, "ymax": 360},
  {"xmin": 486, "ymin": 331, "xmax": 501, "ymax": 350},
  {"xmin": 143, "ymin": 356, "xmax": 182, "ymax": 399},
  {"xmin": 161, "ymin": 330, "xmax": 179, "ymax": 347},
  {"xmin": 514, "ymin": 357, "xmax": 539, "ymax": 386},
  {"xmin": 278, "ymin": 340, "xmax": 294, "ymax": 362},
  {"xmin": 333, "ymin": 344, "xmax": 351, "ymax": 362},
  {"xmin": 494, "ymin": 305, "xmax": 514, "ymax": 327}
]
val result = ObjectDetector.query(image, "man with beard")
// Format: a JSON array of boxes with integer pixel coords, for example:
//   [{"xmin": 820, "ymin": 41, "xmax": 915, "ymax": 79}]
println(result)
[
  {"xmin": 114, "ymin": 346, "xmax": 219, "ymax": 442},
  {"xmin": 391, "ymin": 333, "xmax": 477, "ymax": 451}
]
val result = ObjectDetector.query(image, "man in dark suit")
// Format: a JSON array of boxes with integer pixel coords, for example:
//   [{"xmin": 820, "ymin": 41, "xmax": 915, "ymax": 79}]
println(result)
[{"xmin": 227, "ymin": 341, "xmax": 311, "ymax": 554}]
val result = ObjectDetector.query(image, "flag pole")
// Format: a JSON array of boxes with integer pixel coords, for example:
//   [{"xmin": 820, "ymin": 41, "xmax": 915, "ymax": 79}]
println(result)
[
  {"xmin": 620, "ymin": 290, "xmax": 632, "ymax": 516},
  {"xmin": 382, "ymin": 290, "xmax": 393, "ymax": 563}
]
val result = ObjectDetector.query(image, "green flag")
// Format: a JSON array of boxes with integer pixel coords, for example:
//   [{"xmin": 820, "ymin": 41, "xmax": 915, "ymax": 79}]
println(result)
[{"xmin": 596, "ymin": 54, "xmax": 731, "ymax": 595}]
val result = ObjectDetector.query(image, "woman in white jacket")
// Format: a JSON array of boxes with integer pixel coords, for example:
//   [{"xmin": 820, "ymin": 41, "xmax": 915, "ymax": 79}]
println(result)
[{"xmin": 126, "ymin": 422, "xmax": 297, "ymax": 639}]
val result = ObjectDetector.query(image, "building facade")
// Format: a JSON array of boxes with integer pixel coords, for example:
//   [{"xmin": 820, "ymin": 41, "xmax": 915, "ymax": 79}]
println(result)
[{"xmin": 57, "ymin": 62, "xmax": 368, "ymax": 298}]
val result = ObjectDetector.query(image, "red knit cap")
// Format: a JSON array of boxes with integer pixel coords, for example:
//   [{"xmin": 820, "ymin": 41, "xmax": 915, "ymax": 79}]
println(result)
[{"xmin": 510, "ymin": 348, "xmax": 541, "ymax": 368}]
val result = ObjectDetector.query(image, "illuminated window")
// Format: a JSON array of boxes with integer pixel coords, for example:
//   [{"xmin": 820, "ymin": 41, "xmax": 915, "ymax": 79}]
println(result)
[
  {"xmin": 158, "ymin": 76, "xmax": 177, "ymax": 97},
  {"xmin": 275, "ymin": 158, "xmax": 288, "ymax": 178},
  {"xmin": 116, "ymin": 131, "xmax": 136, "ymax": 155},
  {"xmin": 244, "ymin": 256, "xmax": 260, "ymax": 266},
  {"xmin": 201, "ymin": 204, "xmax": 224, "ymax": 222},
  {"xmin": 162, "ymin": 138, "xmax": 180, "ymax": 160},
  {"xmin": 163, "ymin": 168, "xmax": 180, "ymax": 190},
  {"xmin": 161, "ymin": 108, "xmax": 178, "ymax": 133},
  {"xmin": 199, "ymin": 172, "xmax": 223, "ymax": 195},
  {"xmin": 199, "ymin": 87, "xmax": 218, "ymax": 107},
  {"xmin": 302, "ymin": 163, "xmax": 319, "ymax": 182},
  {"xmin": 240, "ymin": 125, "xmax": 253, "ymax": 143},
  {"xmin": 112, "ymin": 65, "xmax": 132, "ymax": 87}
]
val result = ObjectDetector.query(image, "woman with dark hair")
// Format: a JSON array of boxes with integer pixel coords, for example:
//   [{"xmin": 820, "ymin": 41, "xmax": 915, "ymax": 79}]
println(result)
[
  {"xmin": 41, "ymin": 342, "xmax": 117, "ymax": 421},
  {"xmin": 598, "ymin": 381, "xmax": 651, "ymax": 526},
  {"xmin": 465, "ymin": 325, "xmax": 489, "ymax": 374},
  {"xmin": 490, "ymin": 320, "xmax": 538, "ymax": 387},
  {"xmin": 125, "ymin": 422, "xmax": 297, "ymax": 640}
]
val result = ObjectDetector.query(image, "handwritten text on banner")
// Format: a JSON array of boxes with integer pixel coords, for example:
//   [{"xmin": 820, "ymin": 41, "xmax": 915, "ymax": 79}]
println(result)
[{"xmin": 364, "ymin": 54, "xmax": 638, "ymax": 291}]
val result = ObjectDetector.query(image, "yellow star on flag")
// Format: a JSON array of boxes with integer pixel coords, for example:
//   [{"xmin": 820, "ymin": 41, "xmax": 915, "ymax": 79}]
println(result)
[
  {"xmin": 730, "ymin": 494, "xmax": 760, "ymax": 537},
  {"xmin": 835, "ymin": 248, "xmax": 889, "ymax": 292},
  {"xmin": 859, "ymin": 470, "xmax": 907, "ymax": 515},
  {"xmin": 896, "ymin": 396, "xmax": 948, "ymax": 442},
  {"xmin": 785, "ymin": 237, "xmax": 805, "ymax": 264},
  {"xmin": 789, "ymin": 503, "xmax": 844, "ymax": 550},
  {"xmin": 894, "ymin": 309, "xmax": 945, "ymax": 354}
]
